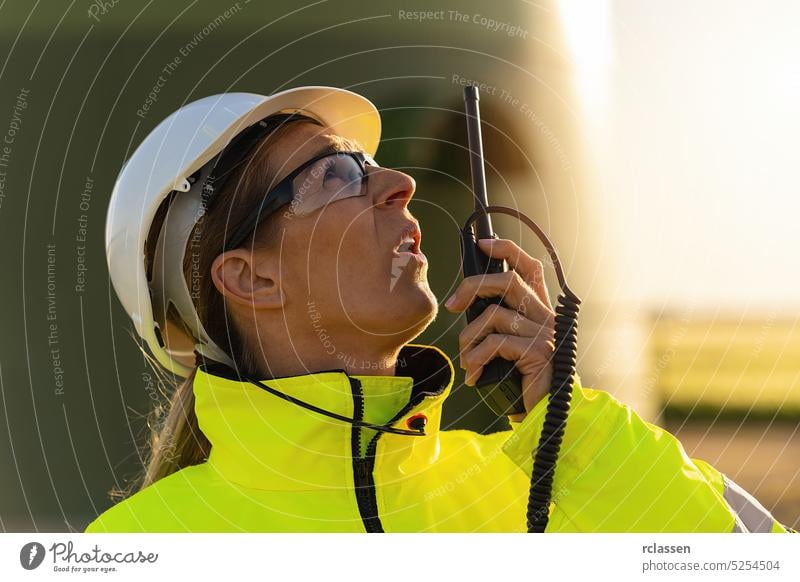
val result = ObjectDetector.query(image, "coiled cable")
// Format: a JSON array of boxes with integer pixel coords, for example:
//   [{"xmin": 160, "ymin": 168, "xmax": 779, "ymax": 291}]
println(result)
[{"xmin": 461, "ymin": 205, "xmax": 581, "ymax": 533}]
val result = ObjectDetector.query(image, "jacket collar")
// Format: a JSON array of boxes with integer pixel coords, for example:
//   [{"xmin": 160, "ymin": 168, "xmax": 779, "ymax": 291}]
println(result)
[{"xmin": 193, "ymin": 343, "xmax": 454, "ymax": 490}]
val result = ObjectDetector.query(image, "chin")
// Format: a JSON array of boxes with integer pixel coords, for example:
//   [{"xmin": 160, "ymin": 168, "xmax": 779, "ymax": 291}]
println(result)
[
  {"xmin": 392, "ymin": 282, "xmax": 439, "ymax": 337},
  {"xmin": 355, "ymin": 282, "xmax": 437, "ymax": 341}
]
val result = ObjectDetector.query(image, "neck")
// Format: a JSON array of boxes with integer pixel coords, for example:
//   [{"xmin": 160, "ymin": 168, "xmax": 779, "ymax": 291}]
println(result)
[{"xmin": 249, "ymin": 324, "xmax": 403, "ymax": 379}]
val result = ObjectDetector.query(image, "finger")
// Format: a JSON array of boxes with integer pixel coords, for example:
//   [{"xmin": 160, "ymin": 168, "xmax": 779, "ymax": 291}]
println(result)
[
  {"xmin": 462, "ymin": 333, "xmax": 554, "ymax": 386},
  {"xmin": 445, "ymin": 270, "xmax": 553, "ymax": 325},
  {"xmin": 477, "ymin": 238, "xmax": 553, "ymax": 311},
  {"xmin": 457, "ymin": 303, "xmax": 554, "ymax": 368}
]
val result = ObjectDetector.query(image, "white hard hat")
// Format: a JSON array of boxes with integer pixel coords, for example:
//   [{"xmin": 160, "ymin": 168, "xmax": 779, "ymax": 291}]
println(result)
[{"xmin": 105, "ymin": 87, "xmax": 382, "ymax": 378}]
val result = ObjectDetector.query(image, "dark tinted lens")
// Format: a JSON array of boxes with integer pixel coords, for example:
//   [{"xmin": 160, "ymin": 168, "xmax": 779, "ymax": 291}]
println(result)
[{"xmin": 289, "ymin": 153, "xmax": 366, "ymax": 216}]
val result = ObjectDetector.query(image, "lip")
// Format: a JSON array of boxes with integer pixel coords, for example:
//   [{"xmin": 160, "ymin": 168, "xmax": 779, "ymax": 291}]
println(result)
[{"xmin": 392, "ymin": 249, "xmax": 428, "ymax": 265}]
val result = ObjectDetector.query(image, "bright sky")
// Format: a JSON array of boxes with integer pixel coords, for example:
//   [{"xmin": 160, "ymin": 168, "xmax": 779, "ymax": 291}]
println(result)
[{"xmin": 560, "ymin": 0, "xmax": 800, "ymax": 311}]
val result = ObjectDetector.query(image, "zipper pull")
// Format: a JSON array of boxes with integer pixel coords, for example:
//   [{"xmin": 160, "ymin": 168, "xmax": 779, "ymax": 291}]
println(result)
[{"xmin": 354, "ymin": 459, "xmax": 370, "ymax": 499}]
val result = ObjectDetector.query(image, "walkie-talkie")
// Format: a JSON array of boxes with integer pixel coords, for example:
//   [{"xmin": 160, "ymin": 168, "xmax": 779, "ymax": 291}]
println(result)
[
  {"xmin": 458, "ymin": 84, "xmax": 582, "ymax": 531},
  {"xmin": 459, "ymin": 85, "xmax": 525, "ymax": 416}
]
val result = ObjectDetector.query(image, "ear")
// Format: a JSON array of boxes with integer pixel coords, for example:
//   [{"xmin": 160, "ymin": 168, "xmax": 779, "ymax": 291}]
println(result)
[{"xmin": 210, "ymin": 248, "xmax": 285, "ymax": 310}]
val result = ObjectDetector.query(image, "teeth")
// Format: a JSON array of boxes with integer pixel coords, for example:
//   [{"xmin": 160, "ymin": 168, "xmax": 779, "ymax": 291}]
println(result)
[{"xmin": 396, "ymin": 234, "xmax": 416, "ymax": 253}]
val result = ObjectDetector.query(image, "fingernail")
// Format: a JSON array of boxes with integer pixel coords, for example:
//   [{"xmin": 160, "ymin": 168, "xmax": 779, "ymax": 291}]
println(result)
[
  {"xmin": 478, "ymin": 238, "xmax": 493, "ymax": 245},
  {"xmin": 445, "ymin": 295, "xmax": 457, "ymax": 308}
]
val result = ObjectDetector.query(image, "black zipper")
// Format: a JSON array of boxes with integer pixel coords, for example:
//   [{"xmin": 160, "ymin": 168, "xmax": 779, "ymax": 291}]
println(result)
[
  {"xmin": 348, "ymin": 375, "xmax": 438, "ymax": 533},
  {"xmin": 349, "ymin": 377, "xmax": 384, "ymax": 533}
]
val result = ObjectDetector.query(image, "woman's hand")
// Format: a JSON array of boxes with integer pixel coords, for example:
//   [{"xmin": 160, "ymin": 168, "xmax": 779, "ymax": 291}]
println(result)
[{"xmin": 444, "ymin": 238, "xmax": 556, "ymax": 422}]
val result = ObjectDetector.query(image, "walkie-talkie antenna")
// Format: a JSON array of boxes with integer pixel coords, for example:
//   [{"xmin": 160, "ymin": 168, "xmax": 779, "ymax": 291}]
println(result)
[{"xmin": 463, "ymin": 85, "xmax": 494, "ymax": 241}]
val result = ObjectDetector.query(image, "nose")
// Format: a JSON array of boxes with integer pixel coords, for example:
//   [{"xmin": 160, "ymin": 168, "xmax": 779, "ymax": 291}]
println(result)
[{"xmin": 369, "ymin": 166, "xmax": 416, "ymax": 210}]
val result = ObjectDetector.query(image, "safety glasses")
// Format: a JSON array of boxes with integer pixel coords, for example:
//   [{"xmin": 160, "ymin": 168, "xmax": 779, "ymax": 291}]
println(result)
[{"xmin": 222, "ymin": 149, "xmax": 378, "ymax": 252}]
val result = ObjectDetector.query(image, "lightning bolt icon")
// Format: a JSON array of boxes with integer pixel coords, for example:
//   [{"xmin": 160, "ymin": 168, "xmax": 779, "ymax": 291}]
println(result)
[{"xmin": 389, "ymin": 254, "xmax": 412, "ymax": 292}]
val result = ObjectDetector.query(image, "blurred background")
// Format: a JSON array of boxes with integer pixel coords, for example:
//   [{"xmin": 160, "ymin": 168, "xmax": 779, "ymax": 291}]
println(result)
[{"xmin": 0, "ymin": 0, "xmax": 797, "ymax": 531}]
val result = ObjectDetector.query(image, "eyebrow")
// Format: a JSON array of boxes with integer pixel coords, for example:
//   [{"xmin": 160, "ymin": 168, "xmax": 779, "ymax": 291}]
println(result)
[
  {"xmin": 274, "ymin": 136, "xmax": 368, "ymax": 184},
  {"xmin": 308, "ymin": 135, "xmax": 365, "ymax": 159},
  {"xmin": 307, "ymin": 143, "xmax": 342, "ymax": 159}
]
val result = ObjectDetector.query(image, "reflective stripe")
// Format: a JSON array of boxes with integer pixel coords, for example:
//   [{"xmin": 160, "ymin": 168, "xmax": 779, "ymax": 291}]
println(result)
[{"xmin": 722, "ymin": 475, "xmax": 775, "ymax": 533}]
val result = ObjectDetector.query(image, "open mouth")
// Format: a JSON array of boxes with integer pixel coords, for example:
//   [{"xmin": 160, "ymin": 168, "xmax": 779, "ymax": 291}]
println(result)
[{"xmin": 393, "ymin": 223, "xmax": 422, "ymax": 255}]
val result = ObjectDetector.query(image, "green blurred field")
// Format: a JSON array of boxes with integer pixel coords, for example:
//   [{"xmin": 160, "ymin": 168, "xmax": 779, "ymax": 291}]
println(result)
[
  {"xmin": 651, "ymin": 311, "xmax": 800, "ymax": 416},
  {"xmin": 651, "ymin": 310, "xmax": 800, "ymax": 528}
]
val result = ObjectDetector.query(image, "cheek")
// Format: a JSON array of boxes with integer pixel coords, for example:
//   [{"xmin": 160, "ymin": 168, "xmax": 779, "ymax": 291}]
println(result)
[
  {"xmin": 338, "ymin": 218, "xmax": 386, "ymax": 279},
  {"xmin": 329, "ymin": 226, "xmax": 390, "ymax": 304},
  {"xmin": 295, "ymin": 211, "xmax": 380, "ymax": 283}
]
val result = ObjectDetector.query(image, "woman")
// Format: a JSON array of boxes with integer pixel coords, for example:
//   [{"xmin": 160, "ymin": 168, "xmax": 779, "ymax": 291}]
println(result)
[{"xmin": 86, "ymin": 87, "xmax": 794, "ymax": 532}]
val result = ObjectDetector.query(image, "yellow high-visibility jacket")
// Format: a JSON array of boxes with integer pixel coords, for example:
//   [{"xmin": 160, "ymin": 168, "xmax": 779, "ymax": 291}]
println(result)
[{"xmin": 85, "ymin": 343, "xmax": 794, "ymax": 533}]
